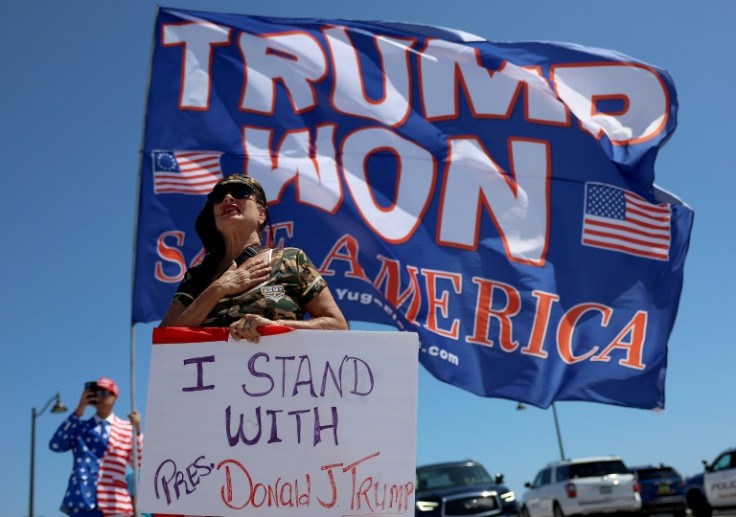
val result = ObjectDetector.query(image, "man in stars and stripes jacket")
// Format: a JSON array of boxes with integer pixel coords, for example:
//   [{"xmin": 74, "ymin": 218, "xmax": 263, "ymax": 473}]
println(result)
[{"xmin": 50, "ymin": 377, "xmax": 143, "ymax": 517}]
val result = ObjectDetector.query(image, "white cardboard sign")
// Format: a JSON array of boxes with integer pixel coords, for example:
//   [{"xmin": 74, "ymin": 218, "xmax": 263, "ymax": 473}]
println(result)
[{"xmin": 138, "ymin": 328, "xmax": 419, "ymax": 516}]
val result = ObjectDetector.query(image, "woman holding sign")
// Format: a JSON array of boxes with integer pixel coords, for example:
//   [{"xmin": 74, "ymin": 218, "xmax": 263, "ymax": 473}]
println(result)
[{"xmin": 160, "ymin": 175, "xmax": 348, "ymax": 341}]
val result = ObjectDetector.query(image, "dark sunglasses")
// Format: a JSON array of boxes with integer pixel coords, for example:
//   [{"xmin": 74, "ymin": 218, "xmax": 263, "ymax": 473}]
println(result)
[
  {"xmin": 208, "ymin": 183, "xmax": 254, "ymax": 204},
  {"xmin": 97, "ymin": 390, "xmax": 112, "ymax": 399}
]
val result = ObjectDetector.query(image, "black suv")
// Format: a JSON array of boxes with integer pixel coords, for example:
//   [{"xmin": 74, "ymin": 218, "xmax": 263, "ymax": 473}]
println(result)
[{"xmin": 415, "ymin": 460, "xmax": 519, "ymax": 517}]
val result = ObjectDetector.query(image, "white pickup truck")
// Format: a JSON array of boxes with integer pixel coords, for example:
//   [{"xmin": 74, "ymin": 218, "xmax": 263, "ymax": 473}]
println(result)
[{"xmin": 685, "ymin": 448, "xmax": 736, "ymax": 517}]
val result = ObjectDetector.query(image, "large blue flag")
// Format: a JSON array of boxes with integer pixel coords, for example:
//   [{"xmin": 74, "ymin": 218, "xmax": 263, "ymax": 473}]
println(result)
[{"xmin": 133, "ymin": 8, "xmax": 693, "ymax": 409}]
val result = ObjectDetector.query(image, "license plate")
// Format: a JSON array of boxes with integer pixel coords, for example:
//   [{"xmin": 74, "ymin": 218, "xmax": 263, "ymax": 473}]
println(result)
[
  {"xmin": 658, "ymin": 484, "xmax": 672, "ymax": 494},
  {"xmin": 600, "ymin": 486, "xmax": 613, "ymax": 494}
]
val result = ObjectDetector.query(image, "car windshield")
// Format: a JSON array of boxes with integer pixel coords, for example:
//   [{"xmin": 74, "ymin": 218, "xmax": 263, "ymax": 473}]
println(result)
[
  {"xmin": 417, "ymin": 465, "xmax": 493, "ymax": 490},
  {"xmin": 569, "ymin": 460, "xmax": 628, "ymax": 478},
  {"xmin": 636, "ymin": 468, "xmax": 680, "ymax": 480}
]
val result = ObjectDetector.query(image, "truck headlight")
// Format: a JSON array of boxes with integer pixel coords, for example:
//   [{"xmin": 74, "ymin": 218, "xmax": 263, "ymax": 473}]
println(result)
[
  {"xmin": 501, "ymin": 491, "xmax": 516, "ymax": 502},
  {"xmin": 416, "ymin": 500, "xmax": 440, "ymax": 512}
]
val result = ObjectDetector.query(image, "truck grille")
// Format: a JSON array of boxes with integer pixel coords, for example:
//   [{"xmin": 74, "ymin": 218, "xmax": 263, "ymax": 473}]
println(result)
[{"xmin": 443, "ymin": 492, "xmax": 501, "ymax": 516}]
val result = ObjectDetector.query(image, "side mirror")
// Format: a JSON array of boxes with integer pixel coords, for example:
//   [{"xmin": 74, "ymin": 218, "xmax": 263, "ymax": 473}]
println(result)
[
  {"xmin": 525, "ymin": 482, "xmax": 531, "ymax": 488},
  {"xmin": 495, "ymin": 473, "xmax": 505, "ymax": 484}
]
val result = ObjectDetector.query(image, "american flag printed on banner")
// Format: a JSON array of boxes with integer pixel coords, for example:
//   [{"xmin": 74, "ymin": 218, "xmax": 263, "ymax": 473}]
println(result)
[
  {"xmin": 582, "ymin": 182, "xmax": 672, "ymax": 260},
  {"xmin": 152, "ymin": 151, "xmax": 223, "ymax": 194}
]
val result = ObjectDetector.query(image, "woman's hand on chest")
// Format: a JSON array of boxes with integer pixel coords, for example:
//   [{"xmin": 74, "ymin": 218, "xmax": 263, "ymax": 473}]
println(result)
[{"xmin": 214, "ymin": 257, "xmax": 272, "ymax": 296}]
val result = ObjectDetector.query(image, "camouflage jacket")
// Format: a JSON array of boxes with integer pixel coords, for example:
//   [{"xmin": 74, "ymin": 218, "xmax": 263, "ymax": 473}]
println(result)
[{"xmin": 173, "ymin": 247, "xmax": 326, "ymax": 326}]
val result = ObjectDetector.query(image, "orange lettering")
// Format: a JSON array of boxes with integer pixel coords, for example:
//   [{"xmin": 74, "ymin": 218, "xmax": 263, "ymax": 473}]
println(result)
[
  {"xmin": 557, "ymin": 303, "xmax": 611, "ymax": 364},
  {"xmin": 422, "ymin": 269, "xmax": 461, "ymax": 339},
  {"xmin": 318, "ymin": 234, "xmax": 370, "ymax": 281},
  {"xmin": 592, "ymin": 310, "xmax": 647, "ymax": 369},
  {"xmin": 521, "ymin": 290, "xmax": 559, "ymax": 358},
  {"xmin": 373, "ymin": 256, "xmax": 422, "ymax": 325},
  {"xmin": 155, "ymin": 231, "xmax": 187, "ymax": 282},
  {"xmin": 467, "ymin": 278, "xmax": 520, "ymax": 351}
]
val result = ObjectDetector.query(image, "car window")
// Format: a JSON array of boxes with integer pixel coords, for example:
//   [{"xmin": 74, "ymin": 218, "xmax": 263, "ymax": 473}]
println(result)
[
  {"xmin": 417, "ymin": 465, "xmax": 493, "ymax": 490},
  {"xmin": 636, "ymin": 468, "xmax": 680, "ymax": 480},
  {"xmin": 712, "ymin": 453, "xmax": 734, "ymax": 473},
  {"xmin": 531, "ymin": 468, "xmax": 551, "ymax": 489},
  {"xmin": 541, "ymin": 468, "xmax": 551, "ymax": 485},
  {"xmin": 531, "ymin": 471, "xmax": 544, "ymax": 489},
  {"xmin": 556, "ymin": 465, "xmax": 570, "ymax": 482},
  {"xmin": 569, "ymin": 460, "xmax": 628, "ymax": 478}
]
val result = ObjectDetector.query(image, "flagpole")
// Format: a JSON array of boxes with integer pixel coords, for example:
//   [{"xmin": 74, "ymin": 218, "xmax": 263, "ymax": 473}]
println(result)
[
  {"xmin": 129, "ymin": 325, "xmax": 140, "ymax": 517},
  {"xmin": 551, "ymin": 402, "xmax": 566, "ymax": 460},
  {"xmin": 128, "ymin": 7, "xmax": 160, "ymax": 517}
]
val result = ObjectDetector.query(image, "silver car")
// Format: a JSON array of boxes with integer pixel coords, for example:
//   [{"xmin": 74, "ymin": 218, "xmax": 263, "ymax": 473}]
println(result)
[{"xmin": 521, "ymin": 456, "xmax": 641, "ymax": 517}]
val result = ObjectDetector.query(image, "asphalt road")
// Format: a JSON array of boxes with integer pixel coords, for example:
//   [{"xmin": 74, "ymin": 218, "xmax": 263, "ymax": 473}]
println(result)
[{"xmin": 688, "ymin": 512, "xmax": 736, "ymax": 517}]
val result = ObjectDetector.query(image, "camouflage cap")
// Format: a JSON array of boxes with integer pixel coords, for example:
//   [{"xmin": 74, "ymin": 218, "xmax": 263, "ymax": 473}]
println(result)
[{"xmin": 210, "ymin": 174, "xmax": 268, "ymax": 206}]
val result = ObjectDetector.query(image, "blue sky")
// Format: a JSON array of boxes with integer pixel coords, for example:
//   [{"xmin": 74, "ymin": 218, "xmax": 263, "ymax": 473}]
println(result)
[{"xmin": 3, "ymin": 1, "xmax": 735, "ymax": 516}]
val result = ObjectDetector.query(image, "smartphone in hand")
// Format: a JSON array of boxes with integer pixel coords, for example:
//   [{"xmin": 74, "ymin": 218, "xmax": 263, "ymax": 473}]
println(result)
[{"xmin": 84, "ymin": 381, "xmax": 99, "ymax": 405}]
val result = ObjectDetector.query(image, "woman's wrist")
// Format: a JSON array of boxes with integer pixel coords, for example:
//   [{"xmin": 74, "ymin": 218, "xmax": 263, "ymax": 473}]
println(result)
[{"xmin": 208, "ymin": 279, "xmax": 228, "ymax": 298}]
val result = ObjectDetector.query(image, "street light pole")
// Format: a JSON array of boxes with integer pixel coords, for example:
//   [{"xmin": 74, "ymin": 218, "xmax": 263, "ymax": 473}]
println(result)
[
  {"xmin": 551, "ymin": 402, "xmax": 566, "ymax": 461},
  {"xmin": 29, "ymin": 393, "xmax": 67, "ymax": 517}
]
